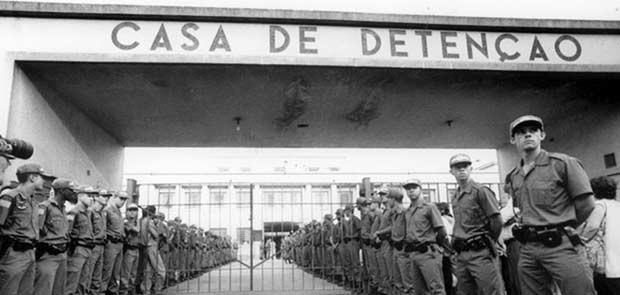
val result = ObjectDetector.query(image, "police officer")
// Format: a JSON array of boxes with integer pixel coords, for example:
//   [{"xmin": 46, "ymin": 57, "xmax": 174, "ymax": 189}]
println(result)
[
  {"xmin": 343, "ymin": 204, "xmax": 361, "ymax": 290},
  {"xmin": 359, "ymin": 196, "xmax": 375, "ymax": 293},
  {"xmin": 155, "ymin": 213, "xmax": 170, "ymax": 286},
  {"xmin": 81, "ymin": 190, "xmax": 107, "ymax": 294},
  {"xmin": 403, "ymin": 178, "xmax": 446, "ymax": 295},
  {"xmin": 504, "ymin": 115, "xmax": 596, "ymax": 295},
  {"xmin": 390, "ymin": 187, "xmax": 409, "ymax": 295},
  {"xmin": 35, "ymin": 178, "xmax": 78, "ymax": 295},
  {"xmin": 363, "ymin": 194, "xmax": 380, "ymax": 294},
  {"xmin": 0, "ymin": 163, "xmax": 46, "ymax": 295},
  {"xmin": 119, "ymin": 203, "xmax": 140, "ymax": 295},
  {"xmin": 372, "ymin": 187, "xmax": 397, "ymax": 295},
  {"xmin": 66, "ymin": 186, "xmax": 96, "ymax": 295},
  {"xmin": 101, "ymin": 191, "xmax": 128, "ymax": 295},
  {"xmin": 370, "ymin": 187, "xmax": 388, "ymax": 294},
  {"xmin": 332, "ymin": 209, "xmax": 344, "ymax": 283},
  {"xmin": 140, "ymin": 205, "xmax": 165, "ymax": 294},
  {"xmin": 321, "ymin": 214, "xmax": 335, "ymax": 279},
  {"xmin": 449, "ymin": 153, "xmax": 503, "ymax": 295}
]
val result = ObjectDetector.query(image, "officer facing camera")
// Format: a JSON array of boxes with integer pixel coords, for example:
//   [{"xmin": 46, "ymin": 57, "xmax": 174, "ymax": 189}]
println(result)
[{"xmin": 504, "ymin": 115, "xmax": 596, "ymax": 295}]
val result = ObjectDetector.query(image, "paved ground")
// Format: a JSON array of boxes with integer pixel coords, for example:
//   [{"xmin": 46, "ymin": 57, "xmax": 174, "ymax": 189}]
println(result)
[{"xmin": 163, "ymin": 258, "xmax": 348, "ymax": 295}]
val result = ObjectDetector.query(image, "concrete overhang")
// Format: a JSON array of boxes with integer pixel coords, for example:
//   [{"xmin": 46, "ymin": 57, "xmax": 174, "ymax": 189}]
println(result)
[
  {"xmin": 1, "ymin": 1, "xmax": 620, "ymax": 33},
  {"xmin": 19, "ymin": 61, "xmax": 620, "ymax": 149}
]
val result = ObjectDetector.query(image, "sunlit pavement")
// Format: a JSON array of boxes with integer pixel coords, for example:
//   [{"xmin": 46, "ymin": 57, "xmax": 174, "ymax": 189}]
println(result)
[{"xmin": 162, "ymin": 258, "xmax": 348, "ymax": 295}]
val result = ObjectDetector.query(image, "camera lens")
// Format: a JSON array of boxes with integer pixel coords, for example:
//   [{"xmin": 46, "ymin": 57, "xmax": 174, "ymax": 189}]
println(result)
[{"xmin": 7, "ymin": 138, "xmax": 34, "ymax": 159}]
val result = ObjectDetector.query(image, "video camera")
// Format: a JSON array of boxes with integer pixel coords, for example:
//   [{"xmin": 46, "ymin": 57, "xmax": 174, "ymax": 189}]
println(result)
[{"xmin": 0, "ymin": 135, "xmax": 34, "ymax": 159}]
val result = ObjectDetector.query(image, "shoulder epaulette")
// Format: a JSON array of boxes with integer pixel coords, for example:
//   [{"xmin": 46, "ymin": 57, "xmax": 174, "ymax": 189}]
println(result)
[{"xmin": 547, "ymin": 152, "xmax": 570, "ymax": 162}]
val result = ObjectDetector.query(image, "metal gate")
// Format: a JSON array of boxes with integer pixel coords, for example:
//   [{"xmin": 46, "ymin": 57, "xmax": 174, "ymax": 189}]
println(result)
[{"xmin": 134, "ymin": 181, "xmax": 504, "ymax": 294}]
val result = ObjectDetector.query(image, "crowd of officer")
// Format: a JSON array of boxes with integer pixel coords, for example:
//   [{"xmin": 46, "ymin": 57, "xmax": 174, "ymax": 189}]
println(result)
[
  {"xmin": 0, "ymin": 149, "xmax": 234, "ymax": 295},
  {"xmin": 282, "ymin": 115, "xmax": 607, "ymax": 295}
]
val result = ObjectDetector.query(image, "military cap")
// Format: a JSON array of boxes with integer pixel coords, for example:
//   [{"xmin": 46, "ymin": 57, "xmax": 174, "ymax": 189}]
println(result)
[
  {"xmin": 377, "ymin": 184, "xmax": 389, "ymax": 195},
  {"xmin": 99, "ymin": 189, "xmax": 113, "ymax": 197},
  {"xmin": 403, "ymin": 178, "xmax": 422, "ymax": 189},
  {"xmin": 157, "ymin": 212, "xmax": 165, "ymax": 219},
  {"xmin": 386, "ymin": 188, "xmax": 403, "ymax": 200},
  {"xmin": 117, "ymin": 191, "xmax": 129, "ymax": 199},
  {"xmin": 127, "ymin": 203, "xmax": 139, "ymax": 210},
  {"xmin": 95, "ymin": 196, "xmax": 108, "ymax": 205},
  {"xmin": 145, "ymin": 205, "xmax": 156, "ymax": 215},
  {"xmin": 369, "ymin": 195, "xmax": 382, "ymax": 203},
  {"xmin": 52, "ymin": 178, "xmax": 78, "ymax": 190},
  {"xmin": 16, "ymin": 163, "xmax": 46, "ymax": 176},
  {"xmin": 180, "ymin": 223, "xmax": 188, "ymax": 228},
  {"xmin": 509, "ymin": 114, "xmax": 543, "ymax": 137},
  {"xmin": 344, "ymin": 204, "xmax": 354, "ymax": 212},
  {"xmin": 77, "ymin": 185, "xmax": 98, "ymax": 194},
  {"xmin": 356, "ymin": 197, "xmax": 369, "ymax": 206},
  {"xmin": 324, "ymin": 214, "xmax": 333, "ymax": 221},
  {"xmin": 449, "ymin": 154, "xmax": 472, "ymax": 167},
  {"xmin": 174, "ymin": 217, "xmax": 182, "ymax": 222},
  {"xmin": 190, "ymin": 224, "xmax": 197, "ymax": 229},
  {"xmin": 335, "ymin": 208, "xmax": 343, "ymax": 215}
]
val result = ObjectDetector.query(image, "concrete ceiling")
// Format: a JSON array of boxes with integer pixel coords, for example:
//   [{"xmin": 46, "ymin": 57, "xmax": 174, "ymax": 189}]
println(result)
[{"xmin": 19, "ymin": 62, "xmax": 620, "ymax": 148}]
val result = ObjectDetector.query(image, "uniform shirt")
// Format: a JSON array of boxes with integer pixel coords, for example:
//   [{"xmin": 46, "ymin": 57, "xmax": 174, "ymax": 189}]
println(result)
[
  {"xmin": 370, "ymin": 211, "xmax": 381, "ymax": 236},
  {"xmin": 157, "ymin": 221, "xmax": 169, "ymax": 251},
  {"xmin": 38, "ymin": 199, "xmax": 68, "ymax": 245},
  {"xmin": 390, "ymin": 207, "xmax": 406, "ymax": 242},
  {"xmin": 322, "ymin": 222, "xmax": 333, "ymax": 245},
  {"xmin": 312, "ymin": 227, "xmax": 322, "ymax": 246},
  {"xmin": 139, "ymin": 216, "xmax": 158, "ymax": 247},
  {"xmin": 104, "ymin": 204, "xmax": 124, "ymax": 240},
  {"xmin": 68, "ymin": 204, "xmax": 94, "ymax": 243},
  {"xmin": 405, "ymin": 201, "xmax": 444, "ymax": 244},
  {"xmin": 332, "ymin": 221, "xmax": 343, "ymax": 243},
  {"xmin": 504, "ymin": 150, "xmax": 592, "ymax": 226},
  {"xmin": 376, "ymin": 208, "xmax": 393, "ymax": 236},
  {"xmin": 343, "ymin": 215, "xmax": 361, "ymax": 239},
  {"xmin": 91, "ymin": 209, "xmax": 106, "ymax": 242},
  {"xmin": 360, "ymin": 212, "xmax": 373, "ymax": 240},
  {"xmin": 451, "ymin": 180, "xmax": 500, "ymax": 240},
  {"xmin": 0, "ymin": 188, "xmax": 38, "ymax": 242},
  {"xmin": 124, "ymin": 217, "xmax": 140, "ymax": 247}
]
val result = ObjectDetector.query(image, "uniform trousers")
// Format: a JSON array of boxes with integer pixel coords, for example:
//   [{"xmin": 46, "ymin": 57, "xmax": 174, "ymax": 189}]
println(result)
[
  {"xmin": 376, "ymin": 241, "xmax": 391, "ymax": 291},
  {"xmin": 65, "ymin": 246, "xmax": 92, "ymax": 295},
  {"xmin": 393, "ymin": 247, "xmax": 410, "ymax": 293},
  {"xmin": 142, "ymin": 245, "xmax": 166, "ymax": 295},
  {"xmin": 363, "ymin": 244, "xmax": 379, "ymax": 287},
  {"xmin": 119, "ymin": 248, "xmax": 139, "ymax": 295},
  {"xmin": 35, "ymin": 252, "xmax": 67, "ymax": 295},
  {"xmin": 344, "ymin": 240, "xmax": 361, "ymax": 284},
  {"xmin": 80, "ymin": 244, "xmax": 103, "ymax": 294},
  {"xmin": 518, "ymin": 236, "xmax": 595, "ymax": 295},
  {"xmin": 100, "ymin": 241, "xmax": 123, "ymax": 294},
  {"xmin": 409, "ymin": 247, "xmax": 446, "ymax": 295},
  {"xmin": 0, "ymin": 247, "xmax": 35, "ymax": 295},
  {"xmin": 455, "ymin": 247, "xmax": 503, "ymax": 295}
]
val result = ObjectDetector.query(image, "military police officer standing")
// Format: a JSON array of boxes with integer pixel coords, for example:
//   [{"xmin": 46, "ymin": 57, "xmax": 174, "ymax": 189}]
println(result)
[
  {"xmin": 81, "ymin": 190, "xmax": 108, "ymax": 294},
  {"xmin": 504, "ymin": 115, "xmax": 596, "ymax": 295},
  {"xmin": 449, "ymin": 153, "xmax": 503, "ymax": 295},
  {"xmin": 0, "ymin": 163, "xmax": 46, "ymax": 295},
  {"xmin": 403, "ymin": 178, "xmax": 447, "ymax": 295},
  {"xmin": 101, "ymin": 191, "xmax": 128, "ymax": 295},
  {"xmin": 119, "ymin": 203, "xmax": 140, "ymax": 295},
  {"xmin": 65, "ymin": 186, "xmax": 96, "ymax": 295},
  {"xmin": 34, "ymin": 178, "xmax": 78, "ymax": 295}
]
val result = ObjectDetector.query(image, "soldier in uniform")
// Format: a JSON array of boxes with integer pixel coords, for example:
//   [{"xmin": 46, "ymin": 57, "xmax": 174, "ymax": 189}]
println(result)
[
  {"xmin": 343, "ymin": 204, "xmax": 361, "ymax": 291},
  {"xmin": 80, "ymin": 191, "xmax": 107, "ymax": 294},
  {"xmin": 366, "ymin": 193, "xmax": 382, "ymax": 294},
  {"xmin": 331, "ymin": 209, "xmax": 344, "ymax": 284},
  {"xmin": 0, "ymin": 163, "xmax": 45, "ymax": 295},
  {"xmin": 177, "ymin": 223, "xmax": 188, "ymax": 281},
  {"xmin": 390, "ymin": 186, "xmax": 409, "ymax": 295},
  {"xmin": 373, "ymin": 188, "xmax": 397, "ymax": 295},
  {"xmin": 155, "ymin": 213, "xmax": 170, "ymax": 286},
  {"xmin": 35, "ymin": 178, "xmax": 78, "ymax": 295},
  {"xmin": 167, "ymin": 218, "xmax": 179, "ymax": 284},
  {"xmin": 66, "ymin": 186, "xmax": 96, "ymax": 295},
  {"xmin": 321, "ymin": 214, "xmax": 335, "ymax": 279},
  {"xmin": 449, "ymin": 153, "xmax": 503, "ymax": 295},
  {"xmin": 140, "ymin": 205, "xmax": 165, "ymax": 295},
  {"xmin": 370, "ymin": 188, "xmax": 388, "ymax": 294},
  {"xmin": 504, "ymin": 115, "xmax": 596, "ymax": 295},
  {"xmin": 359, "ymin": 196, "xmax": 376, "ymax": 293},
  {"xmin": 101, "ymin": 191, "xmax": 128, "ymax": 295},
  {"xmin": 403, "ymin": 178, "xmax": 447, "ymax": 295},
  {"xmin": 119, "ymin": 203, "xmax": 140, "ymax": 295}
]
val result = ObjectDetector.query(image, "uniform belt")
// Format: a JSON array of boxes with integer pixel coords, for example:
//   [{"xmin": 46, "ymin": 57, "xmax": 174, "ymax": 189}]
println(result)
[
  {"xmin": 453, "ymin": 235, "xmax": 489, "ymax": 253},
  {"xmin": 377, "ymin": 232, "xmax": 391, "ymax": 241},
  {"xmin": 37, "ymin": 243, "xmax": 68, "ymax": 255},
  {"xmin": 94, "ymin": 239, "xmax": 107, "ymax": 245},
  {"xmin": 512, "ymin": 225, "xmax": 567, "ymax": 248},
  {"xmin": 107, "ymin": 235, "xmax": 124, "ymax": 243},
  {"xmin": 124, "ymin": 244, "xmax": 139, "ymax": 250},
  {"xmin": 390, "ymin": 240, "xmax": 404, "ymax": 251},
  {"xmin": 76, "ymin": 241, "xmax": 96, "ymax": 249},
  {"xmin": 1, "ymin": 236, "xmax": 35, "ymax": 251},
  {"xmin": 404, "ymin": 242, "xmax": 433, "ymax": 253}
]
